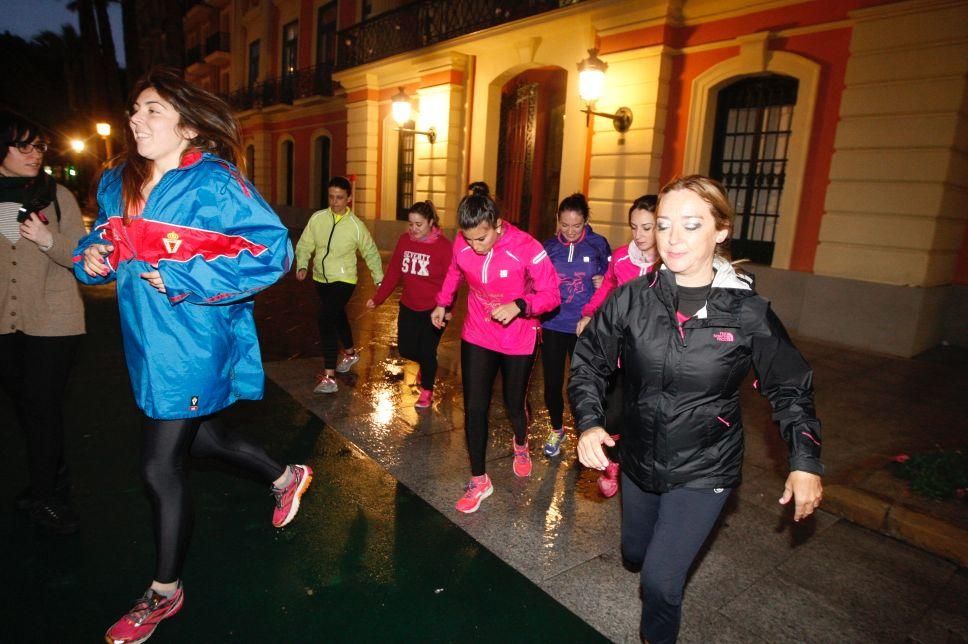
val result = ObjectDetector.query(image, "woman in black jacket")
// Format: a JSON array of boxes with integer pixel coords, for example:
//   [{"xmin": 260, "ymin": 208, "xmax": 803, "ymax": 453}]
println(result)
[{"xmin": 569, "ymin": 175, "xmax": 823, "ymax": 644}]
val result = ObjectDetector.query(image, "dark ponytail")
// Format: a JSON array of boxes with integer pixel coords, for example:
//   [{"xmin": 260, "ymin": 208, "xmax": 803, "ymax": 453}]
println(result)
[
  {"xmin": 458, "ymin": 182, "xmax": 499, "ymax": 229},
  {"xmin": 558, "ymin": 192, "xmax": 590, "ymax": 221},
  {"xmin": 409, "ymin": 200, "xmax": 439, "ymax": 228}
]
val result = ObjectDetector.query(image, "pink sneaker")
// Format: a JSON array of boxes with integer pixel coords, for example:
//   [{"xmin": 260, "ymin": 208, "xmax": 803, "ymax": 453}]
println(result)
[
  {"xmin": 104, "ymin": 583, "xmax": 184, "ymax": 644},
  {"xmin": 512, "ymin": 439, "xmax": 532, "ymax": 477},
  {"xmin": 455, "ymin": 474, "xmax": 493, "ymax": 513},
  {"xmin": 415, "ymin": 388, "xmax": 433, "ymax": 409},
  {"xmin": 271, "ymin": 464, "xmax": 313, "ymax": 528},
  {"xmin": 598, "ymin": 461, "xmax": 620, "ymax": 498}
]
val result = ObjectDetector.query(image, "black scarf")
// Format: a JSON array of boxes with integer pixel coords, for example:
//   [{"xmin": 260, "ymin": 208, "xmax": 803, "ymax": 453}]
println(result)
[{"xmin": 0, "ymin": 173, "xmax": 59, "ymax": 221}]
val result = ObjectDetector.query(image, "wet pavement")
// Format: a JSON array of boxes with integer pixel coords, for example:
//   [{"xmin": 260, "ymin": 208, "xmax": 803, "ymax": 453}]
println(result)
[{"xmin": 2, "ymin": 254, "xmax": 967, "ymax": 643}]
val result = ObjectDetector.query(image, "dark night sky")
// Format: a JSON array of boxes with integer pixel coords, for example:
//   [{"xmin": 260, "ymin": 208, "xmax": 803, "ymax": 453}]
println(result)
[{"xmin": 2, "ymin": 0, "xmax": 126, "ymax": 66}]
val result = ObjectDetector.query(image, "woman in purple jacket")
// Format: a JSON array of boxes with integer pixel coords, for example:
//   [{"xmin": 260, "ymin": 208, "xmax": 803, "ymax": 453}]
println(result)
[
  {"xmin": 432, "ymin": 183, "xmax": 560, "ymax": 513},
  {"xmin": 539, "ymin": 193, "xmax": 610, "ymax": 459}
]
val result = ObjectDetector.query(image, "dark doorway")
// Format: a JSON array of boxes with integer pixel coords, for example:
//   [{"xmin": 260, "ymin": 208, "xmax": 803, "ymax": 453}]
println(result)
[{"xmin": 496, "ymin": 67, "xmax": 566, "ymax": 241}]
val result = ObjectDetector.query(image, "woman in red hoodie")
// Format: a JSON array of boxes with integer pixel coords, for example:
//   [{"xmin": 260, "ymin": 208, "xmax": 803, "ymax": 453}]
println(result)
[{"xmin": 367, "ymin": 201, "xmax": 452, "ymax": 408}]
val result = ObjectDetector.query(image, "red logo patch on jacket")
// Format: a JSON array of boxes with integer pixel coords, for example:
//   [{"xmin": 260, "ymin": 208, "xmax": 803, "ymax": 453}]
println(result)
[{"xmin": 713, "ymin": 331, "xmax": 734, "ymax": 343}]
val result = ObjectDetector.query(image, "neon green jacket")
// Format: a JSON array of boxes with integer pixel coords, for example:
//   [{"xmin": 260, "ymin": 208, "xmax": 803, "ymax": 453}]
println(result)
[{"xmin": 295, "ymin": 208, "xmax": 384, "ymax": 285}]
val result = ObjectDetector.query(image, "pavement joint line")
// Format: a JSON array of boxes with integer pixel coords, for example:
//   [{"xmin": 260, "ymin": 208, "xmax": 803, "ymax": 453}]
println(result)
[{"xmin": 823, "ymin": 484, "xmax": 968, "ymax": 567}]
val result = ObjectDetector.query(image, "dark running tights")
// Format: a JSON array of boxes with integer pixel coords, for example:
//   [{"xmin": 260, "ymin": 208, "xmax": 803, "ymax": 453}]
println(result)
[
  {"xmin": 315, "ymin": 281, "xmax": 357, "ymax": 370},
  {"xmin": 141, "ymin": 415, "xmax": 286, "ymax": 583},
  {"xmin": 621, "ymin": 475, "xmax": 732, "ymax": 644},
  {"xmin": 461, "ymin": 341, "xmax": 535, "ymax": 476},
  {"xmin": 397, "ymin": 303, "xmax": 443, "ymax": 390},
  {"xmin": 540, "ymin": 328, "xmax": 577, "ymax": 429}
]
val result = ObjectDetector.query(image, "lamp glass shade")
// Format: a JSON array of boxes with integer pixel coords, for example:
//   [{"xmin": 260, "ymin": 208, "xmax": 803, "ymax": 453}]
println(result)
[
  {"xmin": 69, "ymin": 139, "xmax": 85, "ymax": 152},
  {"xmin": 391, "ymin": 88, "xmax": 412, "ymax": 126},
  {"xmin": 578, "ymin": 68, "xmax": 605, "ymax": 103},
  {"xmin": 96, "ymin": 122, "xmax": 111, "ymax": 137}
]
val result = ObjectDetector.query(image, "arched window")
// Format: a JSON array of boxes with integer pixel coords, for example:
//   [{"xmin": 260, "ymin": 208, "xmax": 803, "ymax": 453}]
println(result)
[
  {"xmin": 396, "ymin": 120, "xmax": 415, "ymax": 221},
  {"xmin": 709, "ymin": 75, "xmax": 798, "ymax": 265},
  {"xmin": 314, "ymin": 136, "xmax": 331, "ymax": 209}
]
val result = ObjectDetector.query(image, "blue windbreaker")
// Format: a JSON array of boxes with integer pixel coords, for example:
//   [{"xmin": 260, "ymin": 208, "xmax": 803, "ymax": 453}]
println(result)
[
  {"xmin": 73, "ymin": 151, "xmax": 293, "ymax": 419},
  {"xmin": 541, "ymin": 225, "xmax": 610, "ymax": 334}
]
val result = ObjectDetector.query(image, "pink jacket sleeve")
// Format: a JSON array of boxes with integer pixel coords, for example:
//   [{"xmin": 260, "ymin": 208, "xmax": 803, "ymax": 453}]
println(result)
[
  {"xmin": 523, "ymin": 249, "xmax": 561, "ymax": 316},
  {"xmin": 435, "ymin": 247, "xmax": 464, "ymax": 308},
  {"xmin": 371, "ymin": 236, "xmax": 405, "ymax": 306},
  {"xmin": 581, "ymin": 257, "xmax": 619, "ymax": 317}
]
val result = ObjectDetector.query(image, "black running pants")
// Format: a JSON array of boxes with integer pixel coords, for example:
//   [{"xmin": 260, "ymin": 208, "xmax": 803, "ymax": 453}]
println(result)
[
  {"xmin": 397, "ymin": 303, "xmax": 443, "ymax": 390},
  {"xmin": 314, "ymin": 281, "xmax": 356, "ymax": 370},
  {"xmin": 540, "ymin": 328, "xmax": 577, "ymax": 430}
]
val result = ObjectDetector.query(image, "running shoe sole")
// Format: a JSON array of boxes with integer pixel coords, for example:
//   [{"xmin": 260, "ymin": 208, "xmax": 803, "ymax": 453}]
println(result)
[
  {"xmin": 456, "ymin": 484, "xmax": 493, "ymax": 514},
  {"xmin": 275, "ymin": 466, "xmax": 313, "ymax": 528}
]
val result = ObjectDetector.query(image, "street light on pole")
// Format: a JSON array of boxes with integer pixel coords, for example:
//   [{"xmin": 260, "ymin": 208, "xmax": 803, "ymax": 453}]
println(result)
[{"xmin": 96, "ymin": 122, "xmax": 113, "ymax": 160}]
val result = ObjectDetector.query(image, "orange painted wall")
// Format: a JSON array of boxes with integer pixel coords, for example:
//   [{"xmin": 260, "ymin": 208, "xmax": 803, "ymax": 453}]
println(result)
[{"xmin": 955, "ymin": 225, "xmax": 968, "ymax": 285}]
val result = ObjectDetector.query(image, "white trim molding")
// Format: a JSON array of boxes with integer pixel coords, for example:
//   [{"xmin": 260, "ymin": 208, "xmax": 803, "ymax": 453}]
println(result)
[{"xmin": 682, "ymin": 36, "xmax": 820, "ymax": 270}]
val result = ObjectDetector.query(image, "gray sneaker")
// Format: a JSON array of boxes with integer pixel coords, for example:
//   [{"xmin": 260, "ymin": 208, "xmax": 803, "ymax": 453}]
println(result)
[
  {"xmin": 335, "ymin": 351, "xmax": 360, "ymax": 373},
  {"xmin": 313, "ymin": 375, "xmax": 338, "ymax": 394}
]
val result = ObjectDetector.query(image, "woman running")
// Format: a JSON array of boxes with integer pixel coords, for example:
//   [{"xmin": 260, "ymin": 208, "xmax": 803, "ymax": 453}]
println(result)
[
  {"xmin": 539, "ymin": 193, "xmax": 610, "ymax": 458},
  {"xmin": 431, "ymin": 184, "xmax": 560, "ymax": 513},
  {"xmin": 570, "ymin": 175, "xmax": 823, "ymax": 644},
  {"xmin": 366, "ymin": 200, "xmax": 452, "ymax": 408},
  {"xmin": 74, "ymin": 68, "xmax": 312, "ymax": 644}
]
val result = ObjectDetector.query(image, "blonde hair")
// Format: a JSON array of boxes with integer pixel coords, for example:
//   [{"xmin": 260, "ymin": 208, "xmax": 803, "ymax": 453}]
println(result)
[{"xmin": 658, "ymin": 175, "xmax": 733, "ymax": 258}]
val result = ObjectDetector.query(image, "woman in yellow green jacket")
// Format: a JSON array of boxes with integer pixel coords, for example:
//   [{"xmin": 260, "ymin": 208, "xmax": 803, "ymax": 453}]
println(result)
[{"xmin": 295, "ymin": 176, "xmax": 383, "ymax": 393}]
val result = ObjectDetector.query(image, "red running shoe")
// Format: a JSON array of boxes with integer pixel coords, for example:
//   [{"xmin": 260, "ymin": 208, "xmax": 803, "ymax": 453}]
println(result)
[
  {"xmin": 455, "ymin": 474, "xmax": 493, "ymax": 513},
  {"xmin": 104, "ymin": 583, "xmax": 184, "ymax": 644},
  {"xmin": 512, "ymin": 439, "xmax": 532, "ymax": 477},
  {"xmin": 415, "ymin": 388, "xmax": 433, "ymax": 409},
  {"xmin": 271, "ymin": 464, "xmax": 313, "ymax": 528},
  {"xmin": 597, "ymin": 461, "xmax": 620, "ymax": 498}
]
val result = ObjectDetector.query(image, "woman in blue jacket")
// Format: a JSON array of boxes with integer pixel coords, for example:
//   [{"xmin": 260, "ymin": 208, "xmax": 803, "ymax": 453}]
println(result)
[
  {"xmin": 75, "ymin": 68, "xmax": 312, "ymax": 644},
  {"xmin": 540, "ymin": 193, "xmax": 610, "ymax": 458}
]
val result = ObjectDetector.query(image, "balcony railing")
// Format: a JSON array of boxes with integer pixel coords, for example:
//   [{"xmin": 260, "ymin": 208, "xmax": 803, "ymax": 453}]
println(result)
[
  {"xmin": 224, "ymin": 64, "xmax": 336, "ymax": 111},
  {"xmin": 205, "ymin": 32, "xmax": 230, "ymax": 55},
  {"xmin": 336, "ymin": 0, "xmax": 587, "ymax": 70}
]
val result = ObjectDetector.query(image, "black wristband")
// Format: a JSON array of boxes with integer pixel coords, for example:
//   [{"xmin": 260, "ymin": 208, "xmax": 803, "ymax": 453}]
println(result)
[{"xmin": 515, "ymin": 298, "xmax": 527, "ymax": 315}]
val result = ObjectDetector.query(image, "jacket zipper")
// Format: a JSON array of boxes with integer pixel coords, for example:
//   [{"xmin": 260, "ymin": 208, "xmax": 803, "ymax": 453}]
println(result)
[
  {"xmin": 318, "ymin": 213, "xmax": 341, "ymax": 283},
  {"xmin": 481, "ymin": 248, "xmax": 493, "ymax": 284}
]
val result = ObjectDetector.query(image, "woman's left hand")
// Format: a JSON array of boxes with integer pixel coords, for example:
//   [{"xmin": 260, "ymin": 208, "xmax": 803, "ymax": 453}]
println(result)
[
  {"xmin": 779, "ymin": 470, "xmax": 823, "ymax": 521},
  {"xmin": 141, "ymin": 269, "xmax": 167, "ymax": 294},
  {"xmin": 19, "ymin": 213, "xmax": 53, "ymax": 249},
  {"xmin": 591, "ymin": 274, "xmax": 604, "ymax": 289},
  {"xmin": 490, "ymin": 302, "xmax": 521, "ymax": 326}
]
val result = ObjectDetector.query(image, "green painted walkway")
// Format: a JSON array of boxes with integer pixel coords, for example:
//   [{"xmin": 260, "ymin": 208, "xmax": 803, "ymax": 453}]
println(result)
[{"xmin": 0, "ymin": 287, "xmax": 605, "ymax": 642}]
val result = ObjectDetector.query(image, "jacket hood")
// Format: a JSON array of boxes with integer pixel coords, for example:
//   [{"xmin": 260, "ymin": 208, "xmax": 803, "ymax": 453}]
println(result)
[{"xmin": 627, "ymin": 240, "xmax": 658, "ymax": 269}]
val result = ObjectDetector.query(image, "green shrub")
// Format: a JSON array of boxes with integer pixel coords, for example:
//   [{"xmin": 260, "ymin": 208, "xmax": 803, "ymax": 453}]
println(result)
[{"xmin": 890, "ymin": 451, "xmax": 968, "ymax": 501}]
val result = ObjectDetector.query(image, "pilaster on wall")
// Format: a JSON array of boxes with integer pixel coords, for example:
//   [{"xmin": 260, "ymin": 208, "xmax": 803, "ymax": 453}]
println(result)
[
  {"xmin": 252, "ymin": 129, "xmax": 272, "ymax": 199},
  {"xmin": 816, "ymin": 0, "xmax": 968, "ymax": 287},
  {"xmin": 341, "ymin": 74, "xmax": 380, "ymax": 219},
  {"xmin": 413, "ymin": 56, "xmax": 468, "ymax": 229},
  {"xmin": 585, "ymin": 46, "xmax": 673, "ymax": 245}
]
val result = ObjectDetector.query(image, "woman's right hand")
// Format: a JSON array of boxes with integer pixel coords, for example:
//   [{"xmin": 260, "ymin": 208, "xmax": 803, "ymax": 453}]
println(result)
[
  {"xmin": 430, "ymin": 306, "xmax": 447, "ymax": 329},
  {"xmin": 576, "ymin": 316, "xmax": 592, "ymax": 335},
  {"xmin": 577, "ymin": 427, "xmax": 615, "ymax": 471},
  {"xmin": 81, "ymin": 244, "xmax": 114, "ymax": 277},
  {"xmin": 365, "ymin": 298, "xmax": 376, "ymax": 309},
  {"xmin": 295, "ymin": 268, "xmax": 307, "ymax": 281}
]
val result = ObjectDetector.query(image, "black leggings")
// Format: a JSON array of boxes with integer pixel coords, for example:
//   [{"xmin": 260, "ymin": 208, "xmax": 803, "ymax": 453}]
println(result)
[
  {"xmin": 315, "ymin": 281, "xmax": 356, "ymax": 370},
  {"xmin": 540, "ymin": 328, "xmax": 577, "ymax": 429},
  {"xmin": 621, "ymin": 474, "xmax": 732, "ymax": 644},
  {"xmin": 141, "ymin": 415, "xmax": 285, "ymax": 583},
  {"xmin": 461, "ymin": 340, "xmax": 535, "ymax": 476},
  {"xmin": 398, "ymin": 304, "xmax": 443, "ymax": 390},
  {"xmin": 0, "ymin": 332, "xmax": 80, "ymax": 501}
]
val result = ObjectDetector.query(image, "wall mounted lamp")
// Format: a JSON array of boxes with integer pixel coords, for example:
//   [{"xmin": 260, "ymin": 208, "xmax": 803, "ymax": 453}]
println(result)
[
  {"xmin": 577, "ymin": 48, "xmax": 633, "ymax": 134},
  {"xmin": 391, "ymin": 87, "xmax": 437, "ymax": 144}
]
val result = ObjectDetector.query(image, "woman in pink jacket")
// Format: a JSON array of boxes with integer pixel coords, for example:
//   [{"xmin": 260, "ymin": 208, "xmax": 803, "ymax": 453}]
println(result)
[
  {"xmin": 576, "ymin": 194, "xmax": 657, "ymax": 498},
  {"xmin": 431, "ymin": 183, "xmax": 560, "ymax": 513}
]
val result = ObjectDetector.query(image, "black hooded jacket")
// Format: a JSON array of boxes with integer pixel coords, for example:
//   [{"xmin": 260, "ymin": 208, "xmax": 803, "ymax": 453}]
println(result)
[{"xmin": 568, "ymin": 258, "xmax": 823, "ymax": 493}]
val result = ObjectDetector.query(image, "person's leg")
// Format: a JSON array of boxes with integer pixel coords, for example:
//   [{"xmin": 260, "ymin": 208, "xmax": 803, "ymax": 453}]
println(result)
[
  {"xmin": 315, "ymin": 283, "xmax": 340, "ymax": 373},
  {"xmin": 619, "ymin": 472, "xmax": 661, "ymax": 569},
  {"xmin": 500, "ymin": 351, "xmax": 537, "ymax": 445},
  {"xmin": 415, "ymin": 308, "xmax": 443, "ymax": 391},
  {"xmin": 541, "ymin": 329, "xmax": 570, "ymax": 430},
  {"xmin": 639, "ymin": 486, "xmax": 732, "ymax": 644},
  {"xmin": 331, "ymin": 281, "xmax": 357, "ymax": 360},
  {"xmin": 141, "ymin": 417, "xmax": 201, "ymax": 585},
  {"xmin": 396, "ymin": 304, "xmax": 420, "ymax": 363},
  {"xmin": 188, "ymin": 416, "xmax": 286, "ymax": 482},
  {"xmin": 460, "ymin": 341, "xmax": 501, "ymax": 476}
]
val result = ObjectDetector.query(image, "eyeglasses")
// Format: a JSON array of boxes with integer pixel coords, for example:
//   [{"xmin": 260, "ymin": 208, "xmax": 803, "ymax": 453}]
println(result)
[{"xmin": 7, "ymin": 141, "xmax": 49, "ymax": 154}]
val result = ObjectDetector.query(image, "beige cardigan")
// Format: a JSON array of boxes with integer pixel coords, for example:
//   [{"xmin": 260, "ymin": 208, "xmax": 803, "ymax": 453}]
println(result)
[{"xmin": 0, "ymin": 183, "xmax": 86, "ymax": 336}]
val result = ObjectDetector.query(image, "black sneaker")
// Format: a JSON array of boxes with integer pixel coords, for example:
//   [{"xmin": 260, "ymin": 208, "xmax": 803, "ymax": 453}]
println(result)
[
  {"xmin": 15, "ymin": 466, "xmax": 72, "ymax": 512},
  {"xmin": 29, "ymin": 500, "xmax": 80, "ymax": 535}
]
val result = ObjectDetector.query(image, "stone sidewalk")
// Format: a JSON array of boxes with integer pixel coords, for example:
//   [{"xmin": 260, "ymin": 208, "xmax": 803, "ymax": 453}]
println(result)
[{"xmin": 260, "ymin": 272, "xmax": 968, "ymax": 644}]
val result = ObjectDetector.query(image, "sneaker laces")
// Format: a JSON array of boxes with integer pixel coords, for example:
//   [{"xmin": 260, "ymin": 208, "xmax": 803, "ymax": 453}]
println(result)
[
  {"xmin": 270, "ymin": 467, "xmax": 294, "ymax": 508},
  {"xmin": 127, "ymin": 590, "xmax": 167, "ymax": 626},
  {"xmin": 463, "ymin": 478, "xmax": 486, "ymax": 493},
  {"xmin": 315, "ymin": 373, "xmax": 331, "ymax": 384}
]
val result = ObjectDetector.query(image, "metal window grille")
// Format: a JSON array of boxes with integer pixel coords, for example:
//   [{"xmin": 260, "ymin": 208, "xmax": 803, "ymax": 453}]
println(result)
[
  {"xmin": 710, "ymin": 75, "xmax": 798, "ymax": 265},
  {"xmin": 396, "ymin": 121, "xmax": 415, "ymax": 221}
]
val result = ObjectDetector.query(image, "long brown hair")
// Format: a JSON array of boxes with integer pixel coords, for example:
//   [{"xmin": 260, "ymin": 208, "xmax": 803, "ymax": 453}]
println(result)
[{"xmin": 120, "ymin": 67, "xmax": 243, "ymax": 221}]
